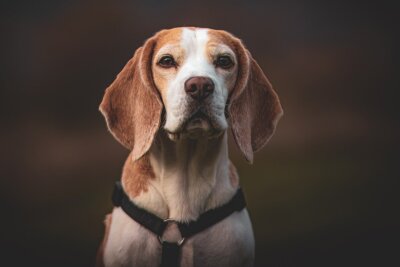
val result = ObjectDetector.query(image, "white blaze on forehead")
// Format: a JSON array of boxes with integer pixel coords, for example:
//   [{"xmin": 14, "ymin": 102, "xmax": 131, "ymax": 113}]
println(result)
[
  {"xmin": 181, "ymin": 28, "xmax": 209, "ymax": 58},
  {"xmin": 163, "ymin": 27, "xmax": 230, "ymax": 133},
  {"xmin": 179, "ymin": 28, "xmax": 212, "ymax": 77}
]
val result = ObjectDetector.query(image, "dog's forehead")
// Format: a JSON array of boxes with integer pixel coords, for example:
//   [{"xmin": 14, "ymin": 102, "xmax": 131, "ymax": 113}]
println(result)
[
  {"xmin": 154, "ymin": 27, "xmax": 235, "ymax": 55},
  {"xmin": 154, "ymin": 28, "xmax": 183, "ymax": 50}
]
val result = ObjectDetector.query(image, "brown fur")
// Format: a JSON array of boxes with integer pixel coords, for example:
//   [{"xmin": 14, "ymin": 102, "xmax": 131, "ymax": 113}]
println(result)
[
  {"xmin": 229, "ymin": 52, "xmax": 283, "ymax": 163},
  {"xmin": 122, "ymin": 154, "xmax": 155, "ymax": 197},
  {"xmin": 95, "ymin": 157, "xmax": 155, "ymax": 267},
  {"xmin": 152, "ymin": 29, "xmax": 184, "ymax": 103},
  {"xmin": 99, "ymin": 34, "xmax": 163, "ymax": 162},
  {"xmin": 97, "ymin": 27, "xmax": 283, "ymax": 266},
  {"xmin": 96, "ymin": 213, "xmax": 112, "ymax": 267},
  {"xmin": 209, "ymin": 29, "xmax": 283, "ymax": 163},
  {"xmin": 100, "ymin": 27, "xmax": 282, "ymax": 164}
]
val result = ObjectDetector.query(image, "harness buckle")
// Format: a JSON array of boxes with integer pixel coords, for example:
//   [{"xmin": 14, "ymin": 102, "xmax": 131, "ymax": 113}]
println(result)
[{"xmin": 158, "ymin": 218, "xmax": 185, "ymax": 246}]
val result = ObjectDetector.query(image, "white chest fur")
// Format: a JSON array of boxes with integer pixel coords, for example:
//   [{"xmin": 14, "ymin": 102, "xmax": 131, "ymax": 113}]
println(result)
[
  {"xmin": 103, "ymin": 133, "xmax": 255, "ymax": 267},
  {"xmin": 103, "ymin": 207, "xmax": 255, "ymax": 267}
]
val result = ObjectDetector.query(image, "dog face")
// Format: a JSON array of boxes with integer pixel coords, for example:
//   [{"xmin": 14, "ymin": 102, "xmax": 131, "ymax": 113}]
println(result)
[
  {"xmin": 100, "ymin": 27, "xmax": 283, "ymax": 162},
  {"xmin": 152, "ymin": 28, "xmax": 238, "ymax": 140}
]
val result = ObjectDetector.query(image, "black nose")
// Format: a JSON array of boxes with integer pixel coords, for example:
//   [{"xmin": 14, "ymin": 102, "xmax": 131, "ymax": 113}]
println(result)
[{"xmin": 184, "ymin": 76, "xmax": 215, "ymax": 101}]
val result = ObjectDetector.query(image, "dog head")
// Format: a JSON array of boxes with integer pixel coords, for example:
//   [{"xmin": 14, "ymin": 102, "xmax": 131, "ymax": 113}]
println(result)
[{"xmin": 100, "ymin": 27, "xmax": 283, "ymax": 163}]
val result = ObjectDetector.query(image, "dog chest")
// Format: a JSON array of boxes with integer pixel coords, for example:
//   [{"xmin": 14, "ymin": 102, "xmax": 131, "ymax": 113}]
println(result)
[{"xmin": 103, "ymin": 207, "xmax": 254, "ymax": 267}]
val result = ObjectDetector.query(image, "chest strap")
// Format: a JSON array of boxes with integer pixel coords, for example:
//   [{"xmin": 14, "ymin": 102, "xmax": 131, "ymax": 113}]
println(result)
[{"xmin": 112, "ymin": 181, "xmax": 246, "ymax": 267}]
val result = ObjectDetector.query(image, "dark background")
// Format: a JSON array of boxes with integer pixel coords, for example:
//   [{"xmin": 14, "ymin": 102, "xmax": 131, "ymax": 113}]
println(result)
[{"xmin": 1, "ymin": 1, "xmax": 398, "ymax": 266}]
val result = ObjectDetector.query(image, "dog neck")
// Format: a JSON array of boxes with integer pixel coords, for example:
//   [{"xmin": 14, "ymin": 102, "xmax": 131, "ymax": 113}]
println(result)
[{"xmin": 122, "ymin": 131, "xmax": 238, "ymax": 222}]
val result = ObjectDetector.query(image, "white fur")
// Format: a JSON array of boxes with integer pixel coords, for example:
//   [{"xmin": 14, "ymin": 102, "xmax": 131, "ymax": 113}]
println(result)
[
  {"xmin": 104, "ymin": 208, "xmax": 254, "ymax": 267},
  {"xmin": 104, "ymin": 133, "xmax": 255, "ymax": 267},
  {"xmin": 103, "ymin": 28, "xmax": 254, "ymax": 267},
  {"xmin": 163, "ymin": 28, "xmax": 233, "ymax": 133},
  {"xmin": 148, "ymin": 132, "xmax": 233, "ymax": 222}
]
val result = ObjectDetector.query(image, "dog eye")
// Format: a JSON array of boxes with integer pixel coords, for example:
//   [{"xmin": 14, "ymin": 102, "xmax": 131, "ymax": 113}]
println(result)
[
  {"xmin": 158, "ymin": 55, "xmax": 176, "ymax": 68},
  {"xmin": 215, "ymin": 55, "xmax": 233, "ymax": 69}
]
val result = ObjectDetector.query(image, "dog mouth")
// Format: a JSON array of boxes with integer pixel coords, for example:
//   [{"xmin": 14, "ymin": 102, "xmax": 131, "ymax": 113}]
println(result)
[
  {"xmin": 166, "ymin": 110, "xmax": 223, "ymax": 141},
  {"xmin": 185, "ymin": 111, "xmax": 211, "ymax": 130}
]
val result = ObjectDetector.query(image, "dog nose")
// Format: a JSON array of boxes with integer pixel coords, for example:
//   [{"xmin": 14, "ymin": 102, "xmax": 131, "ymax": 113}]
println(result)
[{"xmin": 184, "ymin": 77, "xmax": 215, "ymax": 101}]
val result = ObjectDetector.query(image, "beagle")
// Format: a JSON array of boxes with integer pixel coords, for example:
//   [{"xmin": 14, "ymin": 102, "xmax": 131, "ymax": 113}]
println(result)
[{"xmin": 97, "ymin": 27, "xmax": 283, "ymax": 267}]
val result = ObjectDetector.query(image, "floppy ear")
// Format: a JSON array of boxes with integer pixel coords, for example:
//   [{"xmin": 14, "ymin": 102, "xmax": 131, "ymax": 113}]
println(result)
[
  {"xmin": 99, "ymin": 36, "xmax": 163, "ymax": 161},
  {"xmin": 229, "ymin": 47, "xmax": 283, "ymax": 163}
]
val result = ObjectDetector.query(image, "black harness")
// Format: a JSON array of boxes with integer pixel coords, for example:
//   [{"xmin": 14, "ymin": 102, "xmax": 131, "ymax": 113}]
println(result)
[{"xmin": 112, "ymin": 181, "xmax": 247, "ymax": 267}]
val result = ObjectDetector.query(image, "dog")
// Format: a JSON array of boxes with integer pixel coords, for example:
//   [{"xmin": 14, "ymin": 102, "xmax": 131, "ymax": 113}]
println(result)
[{"xmin": 97, "ymin": 27, "xmax": 283, "ymax": 267}]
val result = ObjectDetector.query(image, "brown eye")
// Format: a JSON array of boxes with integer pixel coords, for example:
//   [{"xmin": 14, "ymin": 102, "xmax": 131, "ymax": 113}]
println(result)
[
  {"xmin": 215, "ymin": 55, "xmax": 233, "ymax": 69},
  {"xmin": 158, "ymin": 55, "xmax": 176, "ymax": 68}
]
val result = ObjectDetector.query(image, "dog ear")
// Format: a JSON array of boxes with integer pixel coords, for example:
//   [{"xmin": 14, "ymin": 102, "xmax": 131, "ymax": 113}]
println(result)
[
  {"xmin": 99, "ymin": 36, "xmax": 163, "ymax": 161},
  {"xmin": 229, "ymin": 45, "xmax": 283, "ymax": 163}
]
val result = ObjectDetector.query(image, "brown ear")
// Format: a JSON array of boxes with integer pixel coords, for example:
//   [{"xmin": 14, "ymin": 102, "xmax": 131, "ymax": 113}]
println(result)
[
  {"xmin": 99, "ymin": 36, "xmax": 163, "ymax": 161},
  {"xmin": 229, "ymin": 49, "xmax": 283, "ymax": 163}
]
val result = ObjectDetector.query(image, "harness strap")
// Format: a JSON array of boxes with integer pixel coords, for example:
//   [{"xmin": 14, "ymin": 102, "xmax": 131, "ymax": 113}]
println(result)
[
  {"xmin": 160, "ymin": 241, "xmax": 181, "ymax": 267},
  {"xmin": 112, "ymin": 181, "xmax": 247, "ymax": 267},
  {"xmin": 178, "ymin": 188, "xmax": 246, "ymax": 238},
  {"xmin": 112, "ymin": 181, "xmax": 167, "ymax": 236}
]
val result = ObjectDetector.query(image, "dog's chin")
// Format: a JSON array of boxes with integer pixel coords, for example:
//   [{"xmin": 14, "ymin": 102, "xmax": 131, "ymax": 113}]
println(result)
[{"xmin": 166, "ymin": 114, "xmax": 225, "ymax": 141}]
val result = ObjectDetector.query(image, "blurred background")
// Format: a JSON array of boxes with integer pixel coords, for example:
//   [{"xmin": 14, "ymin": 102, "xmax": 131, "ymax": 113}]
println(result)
[{"xmin": 1, "ymin": 0, "xmax": 398, "ymax": 266}]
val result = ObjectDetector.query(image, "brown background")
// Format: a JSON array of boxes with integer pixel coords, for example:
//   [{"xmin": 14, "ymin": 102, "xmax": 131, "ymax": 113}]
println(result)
[{"xmin": 1, "ymin": 1, "xmax": 398, "ymax": 266}]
